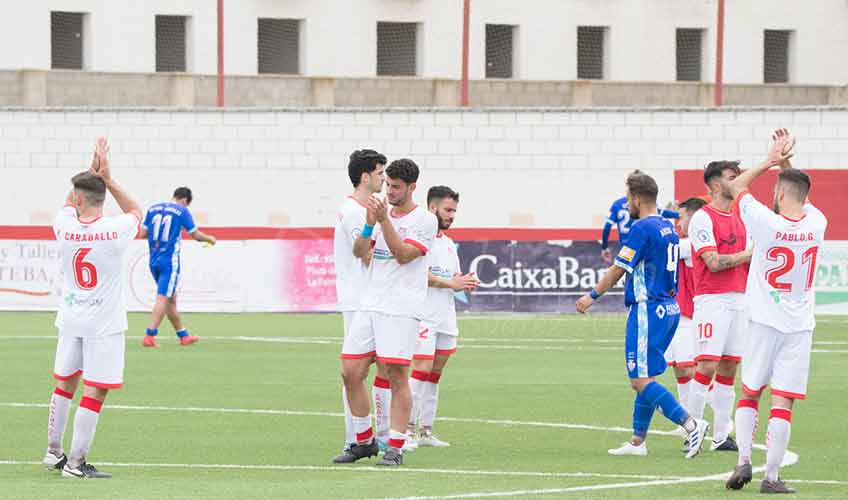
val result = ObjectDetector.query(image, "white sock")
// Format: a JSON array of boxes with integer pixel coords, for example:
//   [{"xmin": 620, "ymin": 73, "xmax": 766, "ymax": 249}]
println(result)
[
  {"xmin": 735, "ymin": 401, "xmax": 758, "ymax": 465},
  {"xmin": 342, "ymin": 385, "xmax": 355, "ymax": 446},
  {"xmin": 765, "ymin": 408, "xmax": 792, "ymax": 482},
  {"xmin": 68, "ymin": 397, "xmax": 102, "ymax": 468},
  {"xmin": 47, "ymin": 388, "xmax": 74, "ymax": 455},
  {"xmin": 409, "ymin": 370, "xmax": 429, "ymax": 429},
  {"xmin": 689, "ymin": 371, "xmax": 711, "ymax": 420},
  {"xmin": 712, "ymin": 376, "xmax": 737, "ymax": 442},
  {"xmin": 675, "ymin": 376, "xmax": 692, "ymax": 414},
  {"xmin": 351, "ymin": 415, "xmax": 373, "ymax": 444},
  {"xmin": 388, "ymin": 429, "xmax": 406, "ymax": 450},
  {"xmin": 420, "ymin": 373, "xmax": 442, "ymax": 428},
  {"xmin": 373, "ymin": 377, "xmax": 392, "ymax": 441}
]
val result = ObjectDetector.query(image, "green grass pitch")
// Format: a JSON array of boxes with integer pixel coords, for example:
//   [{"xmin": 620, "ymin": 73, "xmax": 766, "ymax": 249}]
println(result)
[{"xmin": 0, "ymin": 312, "xmax": 845, "ymax": 499}]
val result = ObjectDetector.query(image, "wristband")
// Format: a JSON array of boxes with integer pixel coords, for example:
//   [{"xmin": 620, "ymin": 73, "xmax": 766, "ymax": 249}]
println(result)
[
  {"xmin": 589, "ymin": 288, "xmax": 601, "ymax": 300},
  {"xmin": 361, "ymin": 224, "xmax": 374, "ymax": 239}
]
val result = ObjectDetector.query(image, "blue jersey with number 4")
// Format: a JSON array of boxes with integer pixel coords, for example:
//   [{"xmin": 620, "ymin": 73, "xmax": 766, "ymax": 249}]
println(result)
[
  {"xmin": 143, "ymin": 202, "xmax": 197, "ymax": 265},
  {"xmin": 614, "ymin": 215, "xmax": 680, "ymax": 306}
]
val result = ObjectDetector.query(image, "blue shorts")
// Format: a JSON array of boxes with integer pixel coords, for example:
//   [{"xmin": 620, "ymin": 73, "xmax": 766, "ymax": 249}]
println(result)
[
  {"xmin": 625, "ymin": 301, "xmax": 680, "ymax": 379},
  {"xmin": 149, "ymin": 258, "xmax": 180, "ymax": 298}
]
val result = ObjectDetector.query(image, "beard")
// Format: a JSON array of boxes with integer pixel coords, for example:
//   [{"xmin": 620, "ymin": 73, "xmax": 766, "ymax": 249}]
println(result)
[
  {"xmin": 773, "ymin": 196, "xmax": 781, "ymax": 214},
  {"xmin": 628, "ymin": 207, "xmax": 640, "ymax": 220},
  {"xmin": 438, "ymin": 217, "xmax": 452, "ymax": 230}
]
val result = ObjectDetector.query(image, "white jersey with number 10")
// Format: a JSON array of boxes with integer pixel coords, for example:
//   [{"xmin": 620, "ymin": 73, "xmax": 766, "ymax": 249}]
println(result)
[{"xmin": 736, "ymin": 192, "xmax": 828, "ymax": 333}]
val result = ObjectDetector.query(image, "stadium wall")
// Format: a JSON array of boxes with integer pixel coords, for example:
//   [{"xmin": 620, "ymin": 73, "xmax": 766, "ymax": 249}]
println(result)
[{"xmin": 1, "ymin": 107, "xmax": 847, "ymax": 228}]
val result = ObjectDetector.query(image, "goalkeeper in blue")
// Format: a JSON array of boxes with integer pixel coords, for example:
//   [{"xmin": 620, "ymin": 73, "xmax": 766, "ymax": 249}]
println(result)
[{"xmin": 577, "ymin": 172, "xmax": 709, "ymax": 458}]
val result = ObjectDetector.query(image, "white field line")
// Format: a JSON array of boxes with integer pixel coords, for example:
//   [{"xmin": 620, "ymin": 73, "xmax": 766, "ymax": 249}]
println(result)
[{"xmin": 0, "ymin": 335, "xmax": 843, "ymax": 353}]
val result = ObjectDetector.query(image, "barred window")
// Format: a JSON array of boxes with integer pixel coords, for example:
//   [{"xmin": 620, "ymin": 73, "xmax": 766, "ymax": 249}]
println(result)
[
  {"xmin": 377, "ymin": 22, "xmax": 418, "ymax": 76},
  {"xmin": 258, "ymin": 18, "xmax": 301, "ymax": 75},
  {"xmin": 51, "ymin": 12, "xmax": 85, "ymax": 70},
  {"xmin": 486, "ymin": 24, "xmax": 516, "ymax": 79},
  {"xmin": 156, "ymin": 15, "xmax": 188, "ymax": 72},
  {"xmin": 764, "ymin": 30, "xmax": 792, "ymax": 83},
  {"xmin": 577, "ymin": 26, "xmax": 606, "ymax": 80},
  {"xmin": 676, "ymin": 28, "xmax": 704, "ymax": 82}
]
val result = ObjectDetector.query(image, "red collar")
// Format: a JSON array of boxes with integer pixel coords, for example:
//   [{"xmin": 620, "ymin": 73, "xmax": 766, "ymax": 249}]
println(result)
[{"xmin": 704, "ymin": 203, "xmax": 732, "ymax": 216}]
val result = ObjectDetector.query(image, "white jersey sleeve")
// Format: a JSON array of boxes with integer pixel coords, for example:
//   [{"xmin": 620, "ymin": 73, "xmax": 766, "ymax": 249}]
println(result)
[
  {"xmin": 405, "ymin": 210, "xmax": 438, "ymax": 255},
  {"xmin": 737, "ymin": 192, "xmax": 776, "ymax": 243},
  {"xmin": 688, "ymin": 209, "xmax": 716, "ymax": 257},
  {"xmin": 679, "ymin": 237, "xmax": 694, "ymax": 267}
]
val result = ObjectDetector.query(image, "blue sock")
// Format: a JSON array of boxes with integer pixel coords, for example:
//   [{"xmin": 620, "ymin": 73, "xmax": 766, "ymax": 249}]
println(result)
[
  {"xmin": 632, "ymin": 392, "xmax": 655, "ymax": 438},
  {"xmin": 146, "ymin": 328, "xmax": 158, "ymax": 337},
  {"xmin": 642, "ymin": 381, "xmax": 690, "ymax": 426},
  {"xmin": 176, "ymin": 329, "xmax": 188, "ymax": 338}
]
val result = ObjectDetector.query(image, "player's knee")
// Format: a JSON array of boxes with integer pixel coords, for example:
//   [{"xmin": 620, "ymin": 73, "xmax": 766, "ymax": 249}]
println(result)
[{"xmin": 697, "ymin": 361, "xmax": 717, "ymax": 377}]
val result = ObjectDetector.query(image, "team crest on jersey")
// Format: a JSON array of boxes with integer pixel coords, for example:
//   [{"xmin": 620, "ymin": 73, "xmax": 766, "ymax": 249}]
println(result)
[
  {"xmin": 697, "ymin": 230, "xmax": 711, "ymax": 243},
  {"xmin": 627, "ymin": 359, "xmax": 636, "ymax": 372},
  {"xmin": 618, "ymin": 246, "xmax": 636, "ymax": 262},
  {"xmin": 655, "ymin": 304, "xmax": 666, "ymax": 319},
  {"xmin": 351, "ymin": 227, "xmax": 361, "ymax": 240}
]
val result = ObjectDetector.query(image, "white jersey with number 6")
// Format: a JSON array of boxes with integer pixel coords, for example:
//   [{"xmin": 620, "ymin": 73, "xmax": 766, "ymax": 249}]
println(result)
[
  {"xmin": 737, "ymin": 192, "xmax": 827, "ymax": 333},
  {"xmin": 53, "ymin": 206, "xmax": 139, "ymax": 338}
]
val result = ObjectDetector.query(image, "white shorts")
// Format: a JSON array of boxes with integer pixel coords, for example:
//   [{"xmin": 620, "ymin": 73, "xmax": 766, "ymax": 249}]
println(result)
[
  {"xmin": 53, "ymin": 332, "xmax": 126, "ymax": 389},
  {"xmin": 741, "ymin": 321, "xmax": 812, "ymax": 400},
  {"xmin": 342, "ymin": 311, "xmax": 357, "ymax": 339},
  {"xmin": 664, "ymin": 316, "xmax": 696, "ymax": 367},
  {"xmin": 341, "ymin": 311, "xmax": 418, "ymax": 365},
  {"xmin": 414, "ymin": 322, "xmax": 458, "ymax": 360},
  {"xmin": 692, "ymin": 293, "xmax": 747, "ymax": 363}
]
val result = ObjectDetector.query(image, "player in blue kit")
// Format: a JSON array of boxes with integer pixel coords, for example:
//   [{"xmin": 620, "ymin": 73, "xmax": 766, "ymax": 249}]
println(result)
[
  {"xmin": 577, "ymin": 172, "xmax": 709, "ymax": 458},
  {"xmin": 139, "ymin": 187, "xmax": 217, "ymax": 348},
  {"xmin": 600, "ymin": 170, "xmax": 679, "ymax": 264}
]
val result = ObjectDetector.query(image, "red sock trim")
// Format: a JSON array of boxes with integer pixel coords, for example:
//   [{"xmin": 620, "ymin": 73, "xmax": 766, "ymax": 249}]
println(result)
[
  {"xmin": 356, "ymin": 427, "xmax": 374, "ymax": 442},
  {"xmin": 676, "ymin": 376, "xmax": 692, "ymax": 384},
  {"xmin": 737, "ymin": 398, "xmax": 759, "ymax": 410},
  {"xmin": 428, "ymin": 371, "xmax": 442, "ymax": 384},
  {"xmin": 411, "ymin": 370, "xmax": 430, "ymax": 382},
  {"xmin": 373, "ymin": 377, "xmax": 391, "ymax": 389},
  {"xmin": 715, "ymin": 374, "xmax": 735, "ymax": 386},
  {"xmin": 770, "ymin": 407, "xmax": 792, "ymax": 422},
  {"xmin": 53, "ymin": 387, "xmax": 74, "ymax": 400},
  {"xmin": 79, "ymin": 396, "xmax": 103, "ymax": 413},
  {"xmin": 693, "ymin": 371, "xmax": 712, "ymax": 386},
  {"xmin": 388, "ymin": 438, "xmax": 405, "ymax": 449}
]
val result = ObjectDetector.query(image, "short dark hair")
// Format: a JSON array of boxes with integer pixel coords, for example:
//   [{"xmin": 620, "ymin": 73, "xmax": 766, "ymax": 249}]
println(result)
[
  {"xmin": 678, "ymin": 197, "xmax": 707, "ymax": 213},
  {"xmin": 348, "ymin": 149, "xmax": 387, "ymax": 187},
  {"xmin": 173, "ymin": 187, "xmax": 193, "ymax": 204},
  {"xmin": 385, "ymin": 158, "xmax": 419, "ymax": 184},
  {"xmin": 704, "ymin": 160, "xmax": 741, "ymax": 185},
  {"xmin": 626, "ymin": 173, "xmax": 659, "ymax": 203},
  {"xmin": 427, "ymin": 185, "xmax": 460, "ymax": 205},
  {"xmin": 71, "ymin": 171, "xmax": 106, "ymax": 206},
  {"xmin": 778, "ymin": 168, "xmax": 811, "ymax": 202}
]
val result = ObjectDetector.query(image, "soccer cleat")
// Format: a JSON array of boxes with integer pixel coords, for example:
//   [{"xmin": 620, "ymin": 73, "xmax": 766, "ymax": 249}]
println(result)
[
  {"xmin": 331, "ymin": 441, "xmax": 379, "ymax": 463},
  {"xmin": 179, "ymin": 335, "xmax": 199, "ymax": 346},
  {"xmin": 401, "ymin": 432, "xmax": 418, "ymax": 453},
  {"xmin": 42, "ymin": 450, "xmax": 67, "ymax": 471},
  {"xmin": 62, "ymin": 462, "xmax": 112, "ymax": 479},
  {"xmin": 760, "ymin": 478, "xmax": 797, "ymax": 494},
  {"xmin": 142, "ymin": 335, "xmax": 160, "ymax": 348},
  {"xmin": 607, "ymin": 441, "xmax": 648, "ymax": 456},
  {"xmin": 685, "ymin": 419, "xmax": 710, "ymax": 459},
  {"xmin": 376, "ymin": 438, "xmax": 389, "ymax": 453},
  {"xmin": 376, "ymin": 448, "xmax": 403, "ymax": 466},
  {"xmin": 418, "ymin": 433, "xmax": 451, "ymax": 448},
  {"xmin": 680, "ymin": 439, "xmax": 690, "ymax": 453},
  {"xmin": 725, "ymin": 463, "xmax": 753, "ymax": 490},
  {"xmin": 711, "ymin": 436, "xmax": 739, "ymax": 452}
]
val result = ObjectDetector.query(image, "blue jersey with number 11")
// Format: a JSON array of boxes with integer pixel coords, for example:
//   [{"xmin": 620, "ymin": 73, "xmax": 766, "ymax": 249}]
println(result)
[
  {"xmin": 143, "ymin": 202, "xmax": 197, "ymax": 264},
  {"xmin": 613, "ymin": 215, "xmax": 680, "ymax": 306}
]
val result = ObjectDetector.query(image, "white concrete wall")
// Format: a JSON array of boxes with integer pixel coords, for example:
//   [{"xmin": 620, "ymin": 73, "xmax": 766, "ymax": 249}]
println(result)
[
  {"xmin": 0, "ymin": 0, "xmax": 846, "ymax": 84},
  {"xmin": 1, "ymin": 107, "xmax": 847, "ymax": 228}
]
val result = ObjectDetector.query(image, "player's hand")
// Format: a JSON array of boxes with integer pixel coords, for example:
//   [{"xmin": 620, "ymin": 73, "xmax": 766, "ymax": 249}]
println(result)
[
  {"xmin": 450, "ymin": 272, "xmax": 479, "ymax": 292},
  {"xmin": 89, "ymin": 137, "xmax": 112, "ymax": 182},
  {"xmin": 575, "ymin": 294, "xmax": 594, "ymax": 314},
  {"xmin": 207, "ymin": 235, "xmax": 217, "ymax": 246},
  {"xmin": 600, "ymin": 248, "xmax": 613, "ymax": 264},
  {"xmin": 368, "ymin": 196, "xmax": 388, "ymax": 223},
  {"xmin": 365, "ymin": 203, "xmax": 377, "ymax": 226},
  {"xmin": 767, "ymin": 128, "xmax": 794, "ymax": 167}
]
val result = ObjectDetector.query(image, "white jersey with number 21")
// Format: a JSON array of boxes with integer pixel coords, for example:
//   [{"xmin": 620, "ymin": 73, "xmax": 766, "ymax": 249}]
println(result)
[{"xmin": 737, "ymin": 192, "xmax": 827, "ymax": 333}]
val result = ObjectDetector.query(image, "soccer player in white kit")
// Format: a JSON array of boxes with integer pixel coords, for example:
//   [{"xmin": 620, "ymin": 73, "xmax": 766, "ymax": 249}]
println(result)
[
  {"xmin": 42, "ymin": 138, "xmax": 142, "ymax": 478},
  {"xmin": 340, "ymin": 159, "xmax": 438, "ymax": 466},
  {"xmin": 407, "ymin": 186, "xmax": 478, "ymax": 448},
  {"xmin": 332, "ymin": 149, "xmax": 387, "ymax": 463},
  {"xmin": 725, "ymin": 130, "xmax": 824, "ymax": 494},
  {"xmin": 664, "ymin": 198, "xmax": 707, "ymax": 424}
]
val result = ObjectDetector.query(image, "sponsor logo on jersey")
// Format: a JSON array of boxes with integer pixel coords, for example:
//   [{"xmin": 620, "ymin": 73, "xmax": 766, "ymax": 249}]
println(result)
[
  {"xmin": 618, "ymin": 246, "xmax": 636, "ymax": 262},
  {"xmin": 655, "ymin": 304, "xmax": 666, "ymax": 318},
  {"xmin": 719, "ymin": 234, "xmax": 738, "ymax": 246},
  {"xmin": 373, "ymin": 248, "xmax": 394, "ymax": 261},
  {"xmin": 665, "ymin": 302, "xmax": 680, "ymax": 315}
]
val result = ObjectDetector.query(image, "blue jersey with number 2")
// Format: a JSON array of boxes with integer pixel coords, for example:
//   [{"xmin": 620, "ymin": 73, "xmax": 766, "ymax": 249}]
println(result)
[
  {"xmin": 143, "ymin": 202, "xmax": 197, "ymax": 265},
  {"xmin": 614, "ymin": 215, "xmax": 680, "ymax": 306}
]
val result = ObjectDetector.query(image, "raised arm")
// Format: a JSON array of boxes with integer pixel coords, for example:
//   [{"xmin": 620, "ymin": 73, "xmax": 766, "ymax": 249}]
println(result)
[
  {"xmin": 353, "ymin": 205, "xmax": 377, "ymax": 260},
  {"xmin": 90, "ymin": 138, "xmax": 142, "ymax": 221},
  {"xmin": 730, "ymin": 128, "xmax": 794, "ymax": 198}
]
